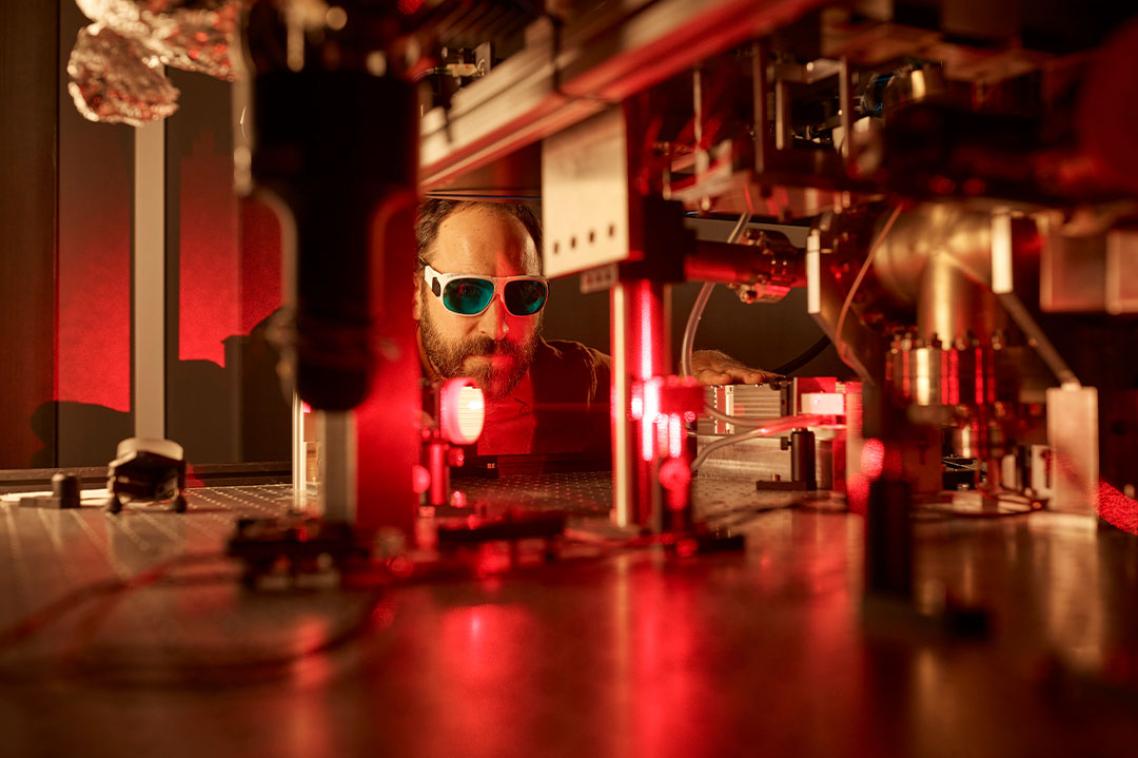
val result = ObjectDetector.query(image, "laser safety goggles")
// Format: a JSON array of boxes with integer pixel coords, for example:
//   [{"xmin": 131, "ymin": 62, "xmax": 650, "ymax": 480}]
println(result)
[{"xmin": 420, "ymin": 260, "xmax": 549, "ymax": 317}]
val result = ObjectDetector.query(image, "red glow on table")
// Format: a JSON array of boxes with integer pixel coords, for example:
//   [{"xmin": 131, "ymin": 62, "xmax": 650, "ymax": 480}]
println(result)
[{"xmin": 1097, "ymin": 482, "xmax": 1138, "ymax": 535}]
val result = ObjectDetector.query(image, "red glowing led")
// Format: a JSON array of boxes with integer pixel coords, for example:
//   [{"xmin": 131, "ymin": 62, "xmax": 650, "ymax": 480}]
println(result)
[
  {"xmin": 861, "ymin": 438, "xmax": 886, "ymax": 480},
  {"xmin": 676, "ymin": 538, "xmax": 698, "ymax": 558},
  {"xmin": 412, "ymin": 463, "xmax": 431, "ymax": 494},
  {"xmin": 659, "ymin": 457, "xmax": 691, "ymax": 495},
  {"xmin": 668, "ymin": 415, "xmax": 684, "ymax": 459}
]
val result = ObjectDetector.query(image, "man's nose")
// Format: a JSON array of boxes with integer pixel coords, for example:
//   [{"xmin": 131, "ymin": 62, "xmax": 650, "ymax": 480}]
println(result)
[{"xmin": 478, "ymin": 294, "xmax": 510, "ymax": 339}]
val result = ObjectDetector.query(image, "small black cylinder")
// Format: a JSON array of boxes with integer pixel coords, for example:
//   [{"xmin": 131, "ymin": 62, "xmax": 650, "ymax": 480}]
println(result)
[
  {"xmin": 790, "ymin": 429, "xmax": 817, "ymax": 490},
  {"xmin": 51, "ymin": 472, "xmax": 81, "ymax": 509}
]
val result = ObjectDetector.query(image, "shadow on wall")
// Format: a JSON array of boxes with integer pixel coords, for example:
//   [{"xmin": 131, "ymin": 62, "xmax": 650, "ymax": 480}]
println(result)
[
  {"xmin": 29, "ymin": 402, "xmax": 130, "ymax": 469},
  {"xmin": 28, "ymin": 315, "xmax": 290, "ymax": 468}
]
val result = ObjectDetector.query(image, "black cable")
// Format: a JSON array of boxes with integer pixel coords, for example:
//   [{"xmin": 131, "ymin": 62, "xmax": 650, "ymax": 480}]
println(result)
[
  {"xmin": 770, "ymin": 334, "xmax": 832, "ymax": 377},
  {"xmin": 0, "ymin": 553, "xmax": 227, "ymax": 651}
]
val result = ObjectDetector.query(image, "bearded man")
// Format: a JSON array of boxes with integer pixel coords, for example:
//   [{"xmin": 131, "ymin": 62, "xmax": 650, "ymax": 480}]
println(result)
[{"xmin": 414, "ymin": 199, "xmax": 772, "ymax": 457}]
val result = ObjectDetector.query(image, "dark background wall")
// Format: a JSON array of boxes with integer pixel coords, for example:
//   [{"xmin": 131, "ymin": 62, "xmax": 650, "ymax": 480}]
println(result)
[{"xmin": 0, "ymin": 2, "xmax": 59, "ymax": 468}]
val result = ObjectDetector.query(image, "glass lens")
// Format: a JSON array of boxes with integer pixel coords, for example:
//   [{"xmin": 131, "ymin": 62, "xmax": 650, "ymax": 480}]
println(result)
[
  {"xmin": 504, "ymin": 279, "xmax": 548, "ymax": 316},
  {"xmin": 443, "ymin": 278, "xmax": 495, "ymax": 315}
]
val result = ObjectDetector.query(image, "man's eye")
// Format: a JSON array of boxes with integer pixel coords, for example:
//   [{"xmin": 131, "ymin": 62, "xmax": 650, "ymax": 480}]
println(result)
[
  {"xmin": 444, "ymin": 280, "xmax": 494, "ymax": 313},
  {"xmin": 453, "ymin": 283, "xmax": 484, "ymax": 305}
]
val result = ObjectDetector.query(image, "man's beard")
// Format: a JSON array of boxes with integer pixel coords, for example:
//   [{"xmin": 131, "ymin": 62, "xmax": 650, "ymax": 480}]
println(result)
[{"xmin": 420, "ymin": 304, "xmax": 539, "ymax": 400}]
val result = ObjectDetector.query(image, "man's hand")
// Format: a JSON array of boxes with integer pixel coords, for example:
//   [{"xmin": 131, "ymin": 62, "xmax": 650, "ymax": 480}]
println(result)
[{"xmin": 690, "ymin": 350, "xmax": 779, "ymax": 386}]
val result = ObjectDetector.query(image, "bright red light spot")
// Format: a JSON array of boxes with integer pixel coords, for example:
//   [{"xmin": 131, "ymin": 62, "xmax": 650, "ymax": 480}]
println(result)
[
  {"xmin": 667, "ymin": 415, "xmax": 683, "ymax": 459},
  {"xmin": 397, "ymin": 0, "xmax": 423, "ymax": 13},
  {"xmin": 658, "ymin": 457, "xmax": 691, "ymax": 496},
  {"xmin": 411, "ymin": 463, "xmax": 431, "ymax": 494},
  {"xmin": 1097, "ymin": 482, "xmax": 1138, "ymax": 535},
  {"xmin": 635, "ymin": 281, "xmax": 662, "ymax": 380},
  {"xmin": 641, "ymin": 424, "xmax": 656, "ymax": 463},
  {"xmin": 676, "ymin": 538, "xmax": 698, "ymax": 558},
  {"xmin": 861, "ymin": 438, "xmax": 885, "ymax": 480}
]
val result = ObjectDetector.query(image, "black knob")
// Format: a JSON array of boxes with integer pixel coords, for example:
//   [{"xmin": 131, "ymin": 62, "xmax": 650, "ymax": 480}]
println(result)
[{"xmin": 51, "ymin": 472, "xmax": 81, "ymax": 509}]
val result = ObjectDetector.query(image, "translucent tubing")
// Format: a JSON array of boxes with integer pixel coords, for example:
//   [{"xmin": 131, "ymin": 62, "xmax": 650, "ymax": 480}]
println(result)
[
  {"xmin": 681, "ymin": 213, "xmax": 775, "ymax": 430},
  {"xmin": 691, "ymin": 413, "xmax": 839, "ymax": 471},
  {"xmin": 832, "ymin": 205, "xmax": 903, "ymax": 364}
]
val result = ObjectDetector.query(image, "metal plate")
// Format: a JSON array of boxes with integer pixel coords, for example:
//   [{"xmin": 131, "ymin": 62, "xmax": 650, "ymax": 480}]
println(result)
[{"xmin": 541, "ymin": 107, "xmax": 630, "ymax": 278}]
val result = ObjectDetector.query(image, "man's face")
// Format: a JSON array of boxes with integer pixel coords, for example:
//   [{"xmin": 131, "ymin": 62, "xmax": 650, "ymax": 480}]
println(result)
[{"xmin": 415, "ymin": 206, "xmax": 543, "ymax": 400}]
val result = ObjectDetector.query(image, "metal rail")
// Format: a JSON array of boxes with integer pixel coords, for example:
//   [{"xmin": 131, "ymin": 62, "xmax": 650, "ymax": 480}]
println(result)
[{"xmin": 419, "ymin": 0, "xmax": 827, "ymax": 189}]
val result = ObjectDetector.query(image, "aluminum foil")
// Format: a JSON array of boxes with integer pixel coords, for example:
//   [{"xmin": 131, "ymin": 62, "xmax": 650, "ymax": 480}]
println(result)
[
  {"xmin": 68, "ymin": 0, "xmax": 241, "ymax": 124},
  {"xmin": 67, "ymin": 24, "xmax": 180, "ymax": 125},
  {"xmin": 76, "ymin": 0, "xmax": 240, "ymax": 79}
]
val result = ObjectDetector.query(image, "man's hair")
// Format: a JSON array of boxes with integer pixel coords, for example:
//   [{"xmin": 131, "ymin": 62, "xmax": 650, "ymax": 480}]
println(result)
[{"xmin": 415, "ymin": 199, "xmax": 542, "ymax": 268}]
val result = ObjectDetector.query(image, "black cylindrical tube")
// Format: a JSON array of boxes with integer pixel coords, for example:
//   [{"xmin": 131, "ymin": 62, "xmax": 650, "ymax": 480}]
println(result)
[
  {"xmin": 251, "ymin": 71, "xmax": 419, "ymax": 410},
  {"xmin": 51, "ymin": 472, "xmax": 81, "ymax": 509},
  {"xmin": 790, "ymin": 428, "xmax": 817, "ymax": 490}
]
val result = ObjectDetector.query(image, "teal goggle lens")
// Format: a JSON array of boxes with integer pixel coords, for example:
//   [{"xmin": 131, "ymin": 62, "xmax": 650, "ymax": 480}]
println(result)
[
  {"xmin": 442, "ymin": 279, "xmax": 548, "ymax": 316},
  {"xmin": 442, "ymin": 279, "xmax": 495, "ymax": 315},
  {"xmin": 503, "ymin": 280, "xmax": 548, "ymax": 316}
]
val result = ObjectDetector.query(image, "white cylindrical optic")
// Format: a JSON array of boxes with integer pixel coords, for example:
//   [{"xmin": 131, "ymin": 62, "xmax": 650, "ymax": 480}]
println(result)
[{"xmin": 439, "ymin": 379, "xmax": 485, "ymax": 445}]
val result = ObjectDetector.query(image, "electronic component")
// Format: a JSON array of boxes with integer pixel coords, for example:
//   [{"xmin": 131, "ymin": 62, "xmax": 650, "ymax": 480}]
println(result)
[
  {"xmin": 420, "ymin": 378, "xmax": 486, "ymax": 509},
  {"xmin": 105, "ymin": 437, "xmax": 188, "ymax": 514},
  {"xmin": 226, "ymin": 516, "xmax": 365, "ymax": 588}
]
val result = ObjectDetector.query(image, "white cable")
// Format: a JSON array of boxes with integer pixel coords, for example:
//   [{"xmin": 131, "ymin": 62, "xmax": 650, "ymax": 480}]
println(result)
[
  {"xmin": 680, "ymin": 282, "xmax": 716, "ymax": 379},
  {"xmin": 681, "ymin": 212, "xmax": 776, "ymax": 429},
  {"xmin": 691, "ymin": 413, "xmax": 831, "ymax": 471},
  {"xmin": 692, "ymin": 427, "xmax": 773, "ymax": 471},
  {"xmin": 833, "ymin": 204, "xmax": 903, "ymax": 364},
  {"xmin": 681, "ymin": 212, "xmax": 749, "ymax": 378}
]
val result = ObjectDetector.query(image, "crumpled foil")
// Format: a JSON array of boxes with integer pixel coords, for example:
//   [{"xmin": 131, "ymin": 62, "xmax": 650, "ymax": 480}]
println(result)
[
  {"xmin": 67, "ymin": 24, "xmax": 180, "ymax": 125},
  {"xmin": 76, "ymin": 0, "xmax": 239, "ymax": 79},
  {"xmin": 68, "ymin": 0, "xmax": 241, "ymax": 125}
]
